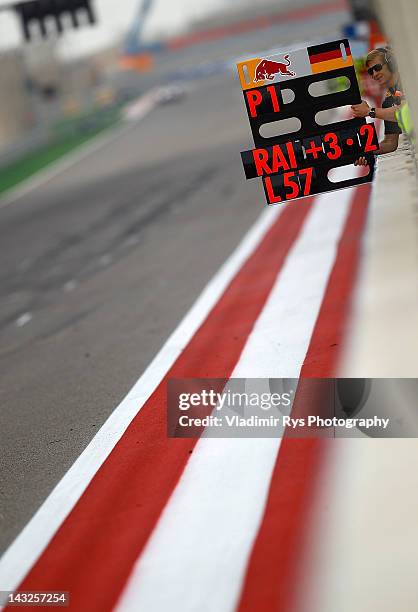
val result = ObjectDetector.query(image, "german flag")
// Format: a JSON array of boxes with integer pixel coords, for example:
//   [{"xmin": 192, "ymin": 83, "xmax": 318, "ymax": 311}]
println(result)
[{"xmin": 308, "ymin": 40, "xmax": 353, "ymax": 74}]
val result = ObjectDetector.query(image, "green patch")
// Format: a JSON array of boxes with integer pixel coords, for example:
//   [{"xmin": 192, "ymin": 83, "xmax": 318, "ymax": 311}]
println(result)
[{"xmin": 0, "ymin": 106, "xmax": 122, "ymax": 198}]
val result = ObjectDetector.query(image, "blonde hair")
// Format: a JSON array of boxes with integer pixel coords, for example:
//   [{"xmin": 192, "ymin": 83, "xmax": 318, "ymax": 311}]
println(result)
[{"xmin": 365, "ymin": 48, "xmax": 386, "ymax": 66}]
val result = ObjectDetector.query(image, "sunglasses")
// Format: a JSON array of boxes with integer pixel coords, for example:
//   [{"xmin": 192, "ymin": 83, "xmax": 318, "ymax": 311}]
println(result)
[{"xmin": 367, "ymin": 62, "xmax": 386, "ymax": 76}]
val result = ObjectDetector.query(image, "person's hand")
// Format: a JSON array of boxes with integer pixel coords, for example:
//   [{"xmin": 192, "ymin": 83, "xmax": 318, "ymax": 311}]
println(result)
[
  {"xmin": 351, "ymin": 101, "xmax": 370, "ymax": 118},
  {"xmin": 354, "ymin": 157, "xmax": 369, "ymax": 166}
]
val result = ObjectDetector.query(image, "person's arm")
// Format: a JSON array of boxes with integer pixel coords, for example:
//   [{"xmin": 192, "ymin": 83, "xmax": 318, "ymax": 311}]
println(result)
[
  {"xmin": 351, "ymin": 100, "xmax": 398, "ymax": 121},
  {"xmin": 354, "ymin": 133, "xmax": 400, "ymax": 165}
]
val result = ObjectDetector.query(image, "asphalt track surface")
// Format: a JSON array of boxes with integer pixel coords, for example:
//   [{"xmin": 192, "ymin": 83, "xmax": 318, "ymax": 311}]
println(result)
[{"xmin": 0, "ymin": 0, "xmax": 348, "ymax": 559}]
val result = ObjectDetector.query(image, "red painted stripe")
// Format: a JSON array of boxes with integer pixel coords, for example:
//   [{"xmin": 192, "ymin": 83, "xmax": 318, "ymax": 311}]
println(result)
[
  {"xmin": 236, "ymin": 437, "xmax": 326, "ymax": 612},
  {"xmin": 309, "ymin": 46, "xmax": 351, "ymax": 64},
  {"xmin": 12, "ymin": 200, "xmax": 314, "ymax": 612},
  {"xmin": 301, "ymin": 183, "xmax": 370, "ymax": 376},
  {"xmin": 236, "ymin": 183, "xmax": 371, "ymax": 612},
  {"xmin": 167, "ymin": 0, "xmax": 347, "ymax": 50}
]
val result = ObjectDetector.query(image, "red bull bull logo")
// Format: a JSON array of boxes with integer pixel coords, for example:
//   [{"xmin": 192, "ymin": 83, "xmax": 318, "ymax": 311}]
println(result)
[{"xmin": 254, "ymin": 55, "xmax": 295, "ymax": 81}]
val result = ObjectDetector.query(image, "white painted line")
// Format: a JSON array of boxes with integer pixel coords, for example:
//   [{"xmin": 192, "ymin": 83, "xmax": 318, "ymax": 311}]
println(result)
[
  {"xmin": 0, "ymin": 204, "xmax": 281, "ymax": 593},
  {"xmin": 15, "ymin": 312, "xmax": 32, "ymax": 328},
  {"xmin": 234, "ymin": 166, "xmax": 355, "ymax": 378},
  {"xmin": 0, "ymin": 127, "xmax": 128, "ymax": 211},
  {"xmin": 117, "ymin": 436, "xmax": 281, "ymax": 612},
  {"xmin": 123, "ymin": 92, "xmax": 158, "ymax": 121},
  {"xmin": 99, "ymin": 253, "xmax": 112, "ymax": 267},
  {"xmin": 63, "ymin": 280, "xmax": 77, "ymax": 292},
  {"xmin": 115, "ymin": 170, "xmax": 355, "ymax": 612}
]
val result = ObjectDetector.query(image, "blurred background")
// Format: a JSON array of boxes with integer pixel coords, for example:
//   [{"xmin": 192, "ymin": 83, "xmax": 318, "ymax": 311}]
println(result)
[
  {"xmin": 0, "ymin": 0, "xmax": 320, "ymax": 161},
  {"xmin": 0, "ymin": 0, "xmax": 415, "ymax": 197}
]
